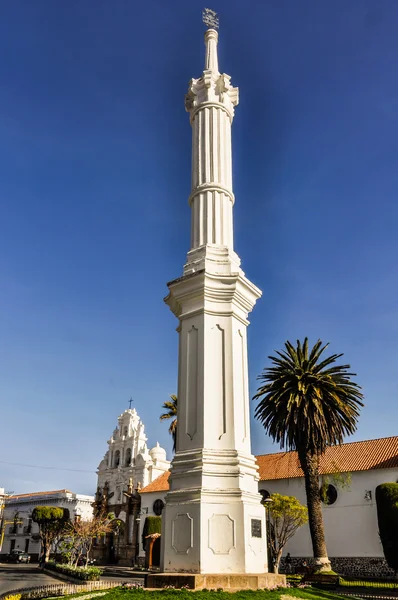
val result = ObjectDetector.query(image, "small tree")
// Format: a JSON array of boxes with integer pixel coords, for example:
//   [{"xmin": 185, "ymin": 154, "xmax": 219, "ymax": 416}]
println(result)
[
  {"xmin": 376, "ymin": 483, "xmax": 398, "ymax": 576},
  {"xmin": 32, "ymin": 506, "xmax": 70, "ymax": 562},
  {"xmin": 267, "ymin": 493, "xmax": 308, "ymax": 573},
  {"xmin": 65, "ymin": 513, "xmax": 113, "ymax": 567}
]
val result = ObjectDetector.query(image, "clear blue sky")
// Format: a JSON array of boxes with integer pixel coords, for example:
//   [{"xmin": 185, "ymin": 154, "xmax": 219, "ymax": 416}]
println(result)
[{"xmin": 1, "ymin": 0, "xmax": 397, "ymax": 496}]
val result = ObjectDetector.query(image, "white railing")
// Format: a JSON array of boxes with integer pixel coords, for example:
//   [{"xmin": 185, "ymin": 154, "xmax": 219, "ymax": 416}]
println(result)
[{"xmin": 0, "ymin": 579, "xmax": 143, "ymax": 600}]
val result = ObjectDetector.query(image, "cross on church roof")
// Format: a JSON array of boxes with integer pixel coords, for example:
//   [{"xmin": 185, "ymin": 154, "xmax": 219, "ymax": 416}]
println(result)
[{"xmin": 128, "ymin": 397, "xmax": 134, "ymax": 409}]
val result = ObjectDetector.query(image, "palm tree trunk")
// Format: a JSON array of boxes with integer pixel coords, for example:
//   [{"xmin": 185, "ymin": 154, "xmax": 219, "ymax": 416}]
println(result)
[{"xmin": 298, "ymin": 449, "xmax": 331, "ymax": 571}]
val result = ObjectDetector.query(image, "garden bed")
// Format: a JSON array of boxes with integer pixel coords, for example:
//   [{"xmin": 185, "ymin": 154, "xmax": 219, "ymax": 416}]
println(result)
[{"xmin": 44, "ymin": 561, "xmax": 103, "ymax": 582}]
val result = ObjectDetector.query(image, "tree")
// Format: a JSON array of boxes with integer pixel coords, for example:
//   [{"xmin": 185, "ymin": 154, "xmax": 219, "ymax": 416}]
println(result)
[
  {"xmin": 160, "ymin": 394, "xmax": 177, "ymax": 451},
  {"xmin": 63, "ymin": 513, "xmax": 113, "ymax": 567},
  {"xmin": 253, "ymin": 338, "xmax": 363, "ymax": 571},
  {"xmin": 266, "ymin": 493, "xmax": 308, "ymax": 573},
  {"xmin": 32, "ymin": 506, "xmax": 70, "ymax": 562},
  {"xmin": 376, "ymin": 483, "xmax": 398, "ymax": 576}
]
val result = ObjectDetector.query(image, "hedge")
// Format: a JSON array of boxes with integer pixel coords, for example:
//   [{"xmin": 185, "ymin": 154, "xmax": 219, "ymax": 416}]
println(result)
[
  {"xmin": 375, "ymin": 483, "xmax": 398, "ymax": 573},
  {"xmin": 142, "ymin": 516, "xmax": 162, "ymax": 548}
]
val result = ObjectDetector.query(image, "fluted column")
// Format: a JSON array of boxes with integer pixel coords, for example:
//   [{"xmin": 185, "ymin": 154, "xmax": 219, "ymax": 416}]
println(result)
[{"xmin": 184, "ymin": 29, "xmax": 239, "ymax": 276}]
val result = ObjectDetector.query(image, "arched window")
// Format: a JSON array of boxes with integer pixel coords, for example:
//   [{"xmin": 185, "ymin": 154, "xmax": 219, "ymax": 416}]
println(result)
[
  {"xmin": 125, "ymin": 448, "xmax": 132, "ymax": 467},
  {"xmin": 123, "ymin": 426, "xmax": 128, "ymax": 437},
  {"xmin": 114, "ymin": 450, "xmax": 120, "ymax": 467},
  {"xmin": 153, "ymin": 499, "xmax": 165, "ymax": 516},
  {"xmin": 320, "ymin": 483, "xmax": 338, "ymax": 505}
]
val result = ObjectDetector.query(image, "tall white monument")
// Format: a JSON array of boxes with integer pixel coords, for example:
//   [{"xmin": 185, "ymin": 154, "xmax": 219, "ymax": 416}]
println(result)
[{"xmin": 160, "ymin": 13, "xmax": 268, "ymax": 578}]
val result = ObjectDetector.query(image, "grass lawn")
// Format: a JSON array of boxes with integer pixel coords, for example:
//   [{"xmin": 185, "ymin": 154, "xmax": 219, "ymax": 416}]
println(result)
[{"xmin": 59, "ymin": 587, "xmax": 355, "ymax": 600}]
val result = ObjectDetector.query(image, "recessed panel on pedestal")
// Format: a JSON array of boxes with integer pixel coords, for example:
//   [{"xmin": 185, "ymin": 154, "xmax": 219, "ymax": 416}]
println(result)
[
  {"xmin": 238, "ymin": 329, "xmax": 248, "ymax": 441},
  {"xmin": 172, "ymin": 513, "xmax": 194, "ymax": 554},
  {"xmin": 186, "ymin": 325, "xmax": 198, "ymax": 440},
  {"xmin": 209, "ymin": 324, "xmax": 226, "ymax": 440},
  {"xmin": 208, "ymin": 514, "xmax": 235, "ymax": 554}
]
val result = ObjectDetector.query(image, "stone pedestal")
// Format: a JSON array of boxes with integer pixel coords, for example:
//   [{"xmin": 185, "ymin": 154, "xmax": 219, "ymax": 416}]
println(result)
[{"xmin": 147, "ymin": 573, "xmax": 286, "ymax": 591}]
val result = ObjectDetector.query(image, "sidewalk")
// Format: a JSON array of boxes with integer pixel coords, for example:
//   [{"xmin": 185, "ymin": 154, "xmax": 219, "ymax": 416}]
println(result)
[{"xmin": 101, "ymin": 566, "xmax": 147, "ymax": 582}]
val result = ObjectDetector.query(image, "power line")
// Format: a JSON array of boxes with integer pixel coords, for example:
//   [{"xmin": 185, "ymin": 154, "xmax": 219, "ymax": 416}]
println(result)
[{"xmin": 0, "ymin": 460, "xmax": 95, "ymax": 474}]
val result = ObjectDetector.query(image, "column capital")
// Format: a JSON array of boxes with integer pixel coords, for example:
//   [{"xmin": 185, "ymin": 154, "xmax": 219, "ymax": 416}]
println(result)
[
  {"xmin": 165, "ymin": 269, "xmax": 262, "ymax": 324},
  {"xmin": 185, "ymin": 28, "xmax": 238, "ymax": 119},
  {"xmin": 185, "ymin": 73, "xmax": 238, "ymax": 120}
]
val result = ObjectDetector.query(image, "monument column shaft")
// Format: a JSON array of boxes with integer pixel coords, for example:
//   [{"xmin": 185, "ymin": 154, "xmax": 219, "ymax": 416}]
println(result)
[
  {"xmin": 161, "ymin": 27, "xmax": 267, "ymax": 576},
  {"xmin": 190, "ymin": 106, "xmax": 233, "ymax": 249}
]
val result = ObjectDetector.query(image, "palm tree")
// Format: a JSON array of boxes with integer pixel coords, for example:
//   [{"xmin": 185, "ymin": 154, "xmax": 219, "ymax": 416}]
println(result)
[
  {"xmin": 160, "ymin": 394, "xmax": 178, "ymax": 452},
  {"xmin": 253, "ymin": 338, "xmax": 363, "ymax": 571}
]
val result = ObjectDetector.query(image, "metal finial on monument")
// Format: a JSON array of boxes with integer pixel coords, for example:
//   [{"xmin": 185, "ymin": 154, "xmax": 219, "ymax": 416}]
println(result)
[
  {"xmin": 202, "ymin": 8, "xmax": 219, "ymax": 72},
  {"xmin": 128, "ymin": 397, "xmax": 134, "ymax": 409},
  {"xmin": 202, "ymin": 8, "xmax": 219, "ymax": 30}
]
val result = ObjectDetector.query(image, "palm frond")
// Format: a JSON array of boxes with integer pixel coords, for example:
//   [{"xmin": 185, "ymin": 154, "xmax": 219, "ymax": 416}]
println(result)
[
  {"xmin": 160, "ymin": 394, "xmax": 178, "ymax": 452},
  {"xmin": 253, "ymin": 338, "xmax": 364, "ymax": 456}
]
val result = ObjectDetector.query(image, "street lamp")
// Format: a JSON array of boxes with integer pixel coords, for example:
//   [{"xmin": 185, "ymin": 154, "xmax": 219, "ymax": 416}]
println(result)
[
  {"xmin": 262, "ymin": 496, "xmax": 274, "ymax": 572},
  {"xmin": 135, "ymin": 508, "xmax": 148, "ymax": 523}
]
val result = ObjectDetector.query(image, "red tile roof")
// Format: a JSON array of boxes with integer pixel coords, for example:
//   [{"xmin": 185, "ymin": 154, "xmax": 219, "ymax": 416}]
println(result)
[
  {"xmin": 257, "ymin": 436, "xmax": 398, "ymax": 480},
  {"xmin": 140, "ymin": 436, "xmax": 398, "ymax": 492},
  {"xmin": 140, "ymin": 471, "xmax": 170, "ymax": 493},
  {"xmin": 8, "ymin": 489, "xmax": 72, "ymax": 500}
]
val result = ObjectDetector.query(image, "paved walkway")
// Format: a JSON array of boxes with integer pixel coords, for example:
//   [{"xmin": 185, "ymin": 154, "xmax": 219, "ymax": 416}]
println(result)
[
  {"xmin": 0, "ymin": 564, "xmax": 58, "ymax": 595},
  {"xmin": 0, "ymin": 564, "xmax": 145, "ymax": 596},
  {"xmin": 101, "ymin": 566, "xmax": 146, "ymax": 581}
]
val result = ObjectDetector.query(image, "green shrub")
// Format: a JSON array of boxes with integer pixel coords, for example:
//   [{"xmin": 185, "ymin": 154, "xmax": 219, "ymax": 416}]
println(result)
[
  {"xmin": 376, "ymin": 483, "xmax": 398, "ymax": 574},
  {"xmin": 32, "ymin": 506, "xmax": 69, "ymax": 522},
  {"xmin": 45, "ymin": 560, "xmax": 102, "ymax": 581}
]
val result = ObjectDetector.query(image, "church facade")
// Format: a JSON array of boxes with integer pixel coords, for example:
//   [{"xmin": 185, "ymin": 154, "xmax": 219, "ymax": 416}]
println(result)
[
  {"xmin": 140, "ymin": 436, "xmax": 398, "ymax": 577},
  {"xmin": 93, "ymin": 408, "xmax": 170, "ymax": 565}
]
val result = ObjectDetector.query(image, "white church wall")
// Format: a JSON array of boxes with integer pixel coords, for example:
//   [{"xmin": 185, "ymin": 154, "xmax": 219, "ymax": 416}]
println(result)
[
  {"xmin": 139, "ymin": 491, "xmax": 166, "ymax": 559},
  {"xmin": 259, "ymin": 467, "xmax": 398, "ymax": 558},
  {"xmin": 138, "ymin": 464, "xmax": 398, "ymax": 568}
]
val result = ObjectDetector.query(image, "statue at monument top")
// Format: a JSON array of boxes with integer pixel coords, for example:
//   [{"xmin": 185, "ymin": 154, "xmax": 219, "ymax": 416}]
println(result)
[
  {"xmin": 202, "ymin": 8, "xmax": 219, "ymax": 30},
  {"xmin": 202, "ymin": 9, "xmax": 220, "ymax": 73}
]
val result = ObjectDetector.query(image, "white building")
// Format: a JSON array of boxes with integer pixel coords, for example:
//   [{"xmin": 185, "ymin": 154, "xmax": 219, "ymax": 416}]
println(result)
[
  {"xmin": 140, "ymin": 436, "xmax": 398, "ymax": 577},
  {"xmin": 0, "ymin": 488, "xmax": 7, "ymax": 536},
  {"xmin": 0, "ymin": 488, "xmax": 6, "ymax": 515},
  {"xmin": 0, "ymin": 489, "xmax": 94, "ymax": 560},
  {"xmin": 93, "ymin": 408, "xmax": 170, "ymax": 565}
]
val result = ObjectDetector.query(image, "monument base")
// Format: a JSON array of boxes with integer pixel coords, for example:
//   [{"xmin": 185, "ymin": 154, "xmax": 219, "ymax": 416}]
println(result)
[{"xmin": 146, "ymin": 573, "xmax": 286, "ymax": 591}]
